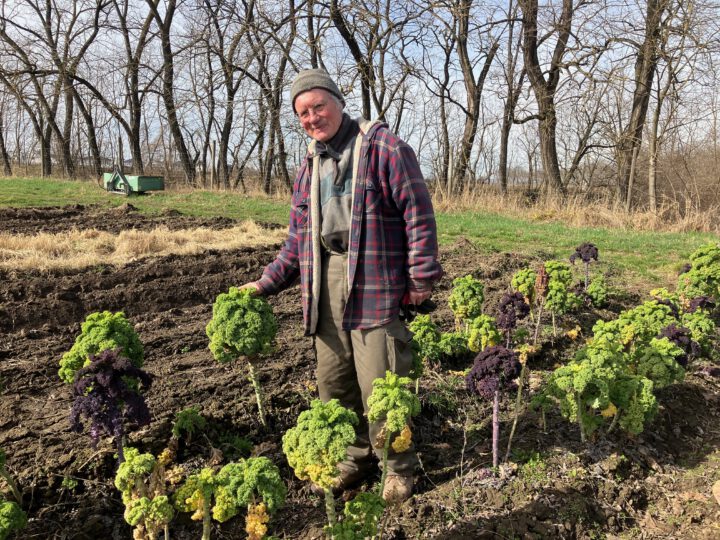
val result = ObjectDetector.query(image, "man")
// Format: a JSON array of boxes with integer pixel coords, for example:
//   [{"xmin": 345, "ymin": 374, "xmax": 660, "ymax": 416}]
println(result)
[{"xmin": 242, "ymin": 69, "xmax": 442, "ymax": 503}]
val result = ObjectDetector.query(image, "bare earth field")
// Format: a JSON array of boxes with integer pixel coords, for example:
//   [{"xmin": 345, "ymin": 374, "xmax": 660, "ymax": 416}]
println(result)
[{"xmin": 1, "ymin": 204, "xmax": 719, "ymax": 539}]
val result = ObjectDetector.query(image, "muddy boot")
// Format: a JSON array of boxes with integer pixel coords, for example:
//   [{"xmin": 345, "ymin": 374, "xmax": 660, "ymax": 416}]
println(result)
[
  {"xmin": 382, "ymin": 474, "xmax": 413, "ymax": 504},
  {"xmin": 310, "ymin": 461, "xmax": 372, "ymax": 496}
]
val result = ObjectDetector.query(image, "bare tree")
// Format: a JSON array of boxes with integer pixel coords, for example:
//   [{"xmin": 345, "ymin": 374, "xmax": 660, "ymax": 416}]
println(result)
[
  {"xmin": 615, "ymin": 0, "xmax": 670, "ymax": 208},
  {"xmin": 518, "ymin": 0, "xmax": 576, "ymax": 195},
  {"xmin": 146, "ymin": 0, "xmax": 195, "ymax": 184}
]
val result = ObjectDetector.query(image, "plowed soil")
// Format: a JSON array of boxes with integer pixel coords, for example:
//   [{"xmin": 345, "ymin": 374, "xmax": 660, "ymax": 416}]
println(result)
[{"xmin": 1, "ymin": 204, "xmax": 719, "ymax": 540}]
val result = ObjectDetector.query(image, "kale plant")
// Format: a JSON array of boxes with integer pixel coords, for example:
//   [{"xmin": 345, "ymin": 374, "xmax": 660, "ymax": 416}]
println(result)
[
  {"xmin": 466, "ymin": 346, "xmax": 521, "ymax": 467},
  {"xmin": 282, "ymin": 399, "xmax": 358, "ymax": 528},
  {"xmin": 0, "ymin": 497, "xmax": 26, "ymax": 540},
  {"xmin": 408, "ymin": 315, "xmax": 442, "ymax": 390},
  {"xmin": 467, "ymin": 315, "xmax": 502, "ymax": 353},
  {"xmin": 172, "ymin": 405, "xmax": 207, "ymax": 441},
  {"xmin": 326, "ymin": 492, "xmax": 386, "ymax": 540},
  {"xmin": 496, "ymin": 291, "xmax": 530, "ymax": 347},
  {"xmin": 69, "ymin": 349, "xmax": 152, "ymax": 462},
  {"xmin": 569, "ymin": 242, "xmax": 599, "ymax": 289},
  {"xmin": 213, "ymin": 457, "xmax": 286, "ymax": 540},
  {"xmin": 448, "ymin": 275, "xmax": 485, "ymax": 329},
  {"xmin": 59, "ymin": 311, "xmax": 144, "ymax": 383},
  {"xmin": 115, "ymin": 447, "xmax": 174, "ymax": 540},
  {"xmin": 367, "ymin": 371, "xmax": 420, "ymax": 497},
  {"xmin": 206, "ymin": 287, "xmax": 278, "ymax": 427},
  {"xmin": 677, "ymin": 242, "xmax": 720, "ymax": 301}
]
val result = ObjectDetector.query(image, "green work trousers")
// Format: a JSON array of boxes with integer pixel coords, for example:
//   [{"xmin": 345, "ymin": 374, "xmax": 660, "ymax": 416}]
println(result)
[{"xmin": 315, "ymin": 251, "xmax": 418, "ymax": 476}]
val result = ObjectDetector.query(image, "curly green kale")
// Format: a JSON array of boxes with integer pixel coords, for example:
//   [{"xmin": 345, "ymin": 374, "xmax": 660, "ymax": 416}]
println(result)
[
  {"xmin": 206, "ymin": 287, "xmax": 278, "ymax": 362},
  {"xmin": 326, "ymin": 492, "xmax": 386, "ymax": 540},
  {"xmin": 448, "ymin": 275, "xmax": 485, "ymax": 327},
  {"xmin": 511, "ymin": 268, "xmax": 537, "ymax": 305},
  {"xmin": 367, "ymin": 371, "xmax": 420, "ymax": 436},
  {"xmin": 59, "ymin": 311, "xmax": 144, "ymax": 383},
  {"xmin": 592, "ymin": 300, "xmax": 677, "ymax": 350},
  {"xmin": 114, "ymin": 447, "xmax": 158, "ymax": 505},
  {"xmin": 172, "ymin": 406, "xmax": 207, "ymax": 440},
  {"xmin": 677, "ymin": 242, "xmax": 720, "ymax": 301},
  {"xmin": 467, "ymin": 315, "xmax": 502, "ymax": 353},
  {"xmin": 631, "ymin": 337, "xmax": 685, "ymax": 389},
  {"xmin": 282, "ymin": 399, "xmax": 358, "ymax": 490},
  {"xmin": 586, "ymin": 275, "xmax": 609, "ymax": 307},
  {"xmin": 408, "ymin": 315, "xmax": 442, "ymax": 364},
  {"xmin": 214, "ymin": 457, "xmax": 286, "ymax": 523},
  {"xmin": 437, "ymin": 331, "xmax": 470, "ymax": 360},
  {"xmin": 0, "ymin": 499, "xmax": 26, "ymax": 540},
  {"xmin": 123, "ymin": 495, "xmax": 173, "ymax": 538},
  {"xmin": 680, "ymin": 310, "xmax": 717, "ymax": 356},
  {"xmin": 544, "ymin": 261, "xmax": 581, "ymax": 315}
]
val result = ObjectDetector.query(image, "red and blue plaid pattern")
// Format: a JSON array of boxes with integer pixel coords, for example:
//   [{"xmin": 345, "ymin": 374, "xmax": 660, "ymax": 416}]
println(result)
[{"xmin": 256, "ymin": 122, "xmax": 442, "ymax": 334}]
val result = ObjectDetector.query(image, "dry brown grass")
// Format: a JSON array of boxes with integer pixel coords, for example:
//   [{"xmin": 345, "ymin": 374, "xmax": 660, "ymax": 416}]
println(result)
[
  {"xmin": 0, "ymin": 220, "xmax": 287, "ymax": 272},
  {"xmin": 432, "ymin": 185, "xmax": 720, "ymax": 233}
]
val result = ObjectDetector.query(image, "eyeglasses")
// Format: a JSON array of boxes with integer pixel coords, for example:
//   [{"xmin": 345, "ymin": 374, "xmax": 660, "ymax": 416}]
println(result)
[{"xmin": 297, "ymin": 101, "xmax": 327, "ymax": 121}]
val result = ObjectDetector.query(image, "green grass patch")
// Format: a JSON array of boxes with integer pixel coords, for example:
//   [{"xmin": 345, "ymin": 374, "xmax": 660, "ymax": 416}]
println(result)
[
  {"xmin": 435, "ymin": 210, "xmax": 716, "ymax": 288},
  {"xmin": 0, "ymin": 176, "xmax": 291, "ymax": 225},
  {"xmin": 2, "ymin": 176, "xmax": 716, "ymax": 288}
]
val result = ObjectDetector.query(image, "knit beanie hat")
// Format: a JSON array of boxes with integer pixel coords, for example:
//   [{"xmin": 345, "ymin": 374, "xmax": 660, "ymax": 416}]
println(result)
[{"xmin": 291, "ymin": 69, "xmax": 345, "ymax": 113}]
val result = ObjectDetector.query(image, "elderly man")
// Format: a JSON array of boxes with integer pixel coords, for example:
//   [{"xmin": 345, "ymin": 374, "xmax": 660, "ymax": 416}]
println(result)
[{"xmin": 243, "ymin": 69, "xmax": 442, "ymax": 503}]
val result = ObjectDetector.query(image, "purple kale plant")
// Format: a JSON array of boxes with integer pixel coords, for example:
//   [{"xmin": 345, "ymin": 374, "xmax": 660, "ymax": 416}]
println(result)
[
  {"xmin": 679, "ymin": 263, "xmax": 692, "ymax": 275},
  {"xmin": 69, "ymin": 349, "xmax": 152, "ymax": 462},
  {"xmin": 688, "ymin": 296, "xmax": 716, "ymax": 314},
  {"xmin": 659, "ymin": 324, "xmax": 700, "ymax": 368},
  {"xmin": 496, "ymin": 292, "xmax": 530, "ymax": 346},
  {"xmin": 570, "ymin": 243, "xmax": 599, "ymax": 290},
  {"xmin": 466, "ymin": 346, "xmax": 521, "ymax": 468}
]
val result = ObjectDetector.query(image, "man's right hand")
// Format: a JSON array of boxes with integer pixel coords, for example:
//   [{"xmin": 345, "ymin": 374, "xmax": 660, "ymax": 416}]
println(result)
[{"xmin": 239, "ymin": 282, "xmax": 261, "ymax": 295}]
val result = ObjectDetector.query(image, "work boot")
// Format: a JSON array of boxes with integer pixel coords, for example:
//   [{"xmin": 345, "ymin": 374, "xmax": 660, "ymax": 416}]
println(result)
[
  {"xmin": 382, "ymin": 474, "xmax": 413, "ymax": 504},
  {"xmin": 310, "ymin": 461, "xmax": 370, "ymax": 496}
]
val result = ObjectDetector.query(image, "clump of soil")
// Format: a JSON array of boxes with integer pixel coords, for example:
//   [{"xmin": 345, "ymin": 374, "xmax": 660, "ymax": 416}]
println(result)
[{"xmin": 1, "ymin": 205, "xmax": 719, "ymax": 539}]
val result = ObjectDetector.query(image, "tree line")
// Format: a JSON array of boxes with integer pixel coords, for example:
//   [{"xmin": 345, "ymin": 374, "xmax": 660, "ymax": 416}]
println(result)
[{"xmin": 0, "ymin": 0, "xmax": 718, "ymax": 211}]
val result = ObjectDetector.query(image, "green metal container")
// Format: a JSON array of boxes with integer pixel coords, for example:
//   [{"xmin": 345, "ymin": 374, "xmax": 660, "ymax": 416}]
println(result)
[{"xmin": 103, "ymin": 172, "xmax": 164, "ymax": 194}]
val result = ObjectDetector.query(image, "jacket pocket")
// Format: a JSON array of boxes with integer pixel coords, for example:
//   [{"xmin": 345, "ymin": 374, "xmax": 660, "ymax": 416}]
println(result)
[{"xmin": 292, "ymin": 195, "xmax": 310, "ymax": 228}]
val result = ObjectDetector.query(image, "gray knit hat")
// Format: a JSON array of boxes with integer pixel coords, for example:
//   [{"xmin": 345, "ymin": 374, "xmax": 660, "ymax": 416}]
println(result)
[{"xmin": 290, "ymin": 69, "xmax": 345, "ymax": 113}]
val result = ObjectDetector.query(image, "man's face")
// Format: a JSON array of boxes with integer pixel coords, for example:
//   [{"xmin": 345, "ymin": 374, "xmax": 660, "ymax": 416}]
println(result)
[{"xmin": 295, "ymin": 88, "xmax": 343, "ymax": 142}]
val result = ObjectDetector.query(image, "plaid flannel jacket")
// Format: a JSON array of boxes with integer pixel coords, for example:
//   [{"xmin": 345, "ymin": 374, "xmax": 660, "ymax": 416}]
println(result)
[{"xmin": 256, "ymin": 120, "xmax": 442, "ymax": 334}]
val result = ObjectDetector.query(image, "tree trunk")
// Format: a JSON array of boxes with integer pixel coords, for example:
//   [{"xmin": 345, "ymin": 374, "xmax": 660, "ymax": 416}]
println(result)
[
  {"xmin": 616, "ymin": 0, "xmax": 668, "ymax": 205},
  {"xmin": 0, "ymin": 113, "xmax": 12, "ymax": 176}
]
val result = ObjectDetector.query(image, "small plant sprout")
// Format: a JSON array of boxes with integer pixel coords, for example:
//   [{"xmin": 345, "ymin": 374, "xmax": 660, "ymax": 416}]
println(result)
[
  {"xmin": 0, "ymin": 449, "xmax": 21, "ymax": 505},
  {"xmin": 326, "ymin": 492, "xmax": 386, "ymax": 540},
  {"xmin": 206, "ymin": 287, "xmax": 278, "ymax": 427},
  {"xmin": 467, "ymin": 315, "xmax": 502, "ymax": 353},
  {"xmin": 69, "ymin": 349, "xmax": 152, "ymax": 463},
  {"xmin": 213, "ymin": 457, "xmax": 286, "ymax": 540},
  {"xmin": 466, "ymin": 346, "xmax": 521, "ymax": 468},
  {"xmin": 569, "ymin": 242, "xmax": 599, "ymax": 290},
  {"xmin": 115, "ymin": 447, "xmax": 173, "ymax": 540},
  {"xmin": 282, "ymin": 399, "xmax": 358, "ymax": 529},
  {"xmin": 172, "ymin": 406, "xmax": 207, "ymax": 442},
  {"xmin": 59, "ymin": 311, "xmax": 144, "ymax": 383},
  {"xmin": 448, "ymin": 275, "xmax": 485, "ymax": 329},
  {"xmin": 367, "ymin": 371, "xmax": 421, "ymax": 498}
]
